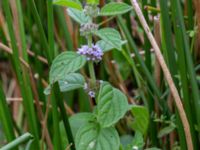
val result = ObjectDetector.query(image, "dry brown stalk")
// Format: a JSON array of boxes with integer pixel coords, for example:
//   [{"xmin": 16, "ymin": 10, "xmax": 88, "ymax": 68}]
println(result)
[
  {"xmin": 0, "ymin": 42, "xmax": 48, "ymax": 66},
  {"xmin": 130, "ymin": 0, "xmax": 193, "ymax": 149}
]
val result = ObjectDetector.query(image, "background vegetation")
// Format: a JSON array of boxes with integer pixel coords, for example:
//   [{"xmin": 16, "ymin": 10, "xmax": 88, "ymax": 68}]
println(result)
[{"xmin": 0, "ymin": 0, "xmax": 200, "ymax": 149}]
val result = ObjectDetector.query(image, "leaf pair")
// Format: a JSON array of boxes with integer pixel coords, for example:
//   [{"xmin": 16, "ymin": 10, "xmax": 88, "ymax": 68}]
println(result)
[
  {"xmin": 69, "ymin": 113, "xmax": 117, "ymax": 150},
  {"xmin": 69, "ymin": 82, "xmax": 130, "ymax": 129},
  {"xmin": 70, "ymin": 82, "xmax": 130, "ymax": 150},
  {"xmin": 75, "ymin": 123, "xmax": 119, "ymax": 150},
  {"xmin": 54, "ymin": 0, "xmax": 132, "ymax": 16}
]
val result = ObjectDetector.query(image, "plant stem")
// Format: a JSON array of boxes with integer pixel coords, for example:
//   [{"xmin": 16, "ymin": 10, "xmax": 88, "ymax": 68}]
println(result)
[
  {"xmin": 88, "ymin": 61, "xmax": 96, "ymax": 87},
  {"xmin": 87, "ymin": 34, "xmax": 96, "ymax": 87},
  {"xmin": 98, "ymin": 16, "xmax": 115, "ymax": 27},
  {"xmin": 88, "ymin": 34, "xmax": 93, "ymax": 47}
]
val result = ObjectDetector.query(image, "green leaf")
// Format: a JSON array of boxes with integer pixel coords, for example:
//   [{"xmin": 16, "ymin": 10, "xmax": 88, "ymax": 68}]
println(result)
[
  {"xmin": 69, "ymin": 113, "xmax": 96, "ymax": 137},
  {"xmin": 120, "ymin": 132, "xmax": 144, "ymax": 150},
  {"xmin": 132, "ymin": 132, "xmax": 144, "ymax": 150},
  {"xmin": 96, "ymin": 82, "xmax": 129, "ymax": 127},
  {"xmin": 96, "ymin": 40, "xmax": 126, "ymax": 52},
  {"xmin": 99, "ymin": 2, "xmax": 132, "ymax": 16},
  {"xmin": 157, "ymin": 123, "xmax": 176, "ymax": 138},
  {"xmin": 44, "ymin": 73, "xmax": 85, "ymax": 95},
  {"xmin": 49, "ymin": 51, "xmax": 86, "ymax": 84},
  {"xmin": 131, "ymin": 105, "xmax": 149, "ymax": 135},
  {"xmin": 67, "ymin": 8, "xmax": 90, "ymax": 24},
  {"xmin": 59, "ymin": 73, "xmax": 85, "ymax": 92},
  {"xmin": 75, "ymin": 122, "xmax": 120, "ymax": 150},
  {"xmin": 59, "ymin": 122, "xmax": 68, "ymax": 149},
  {"xmin": 120, "ymin": 135, "xmax": 134, "ymax": 148},
  {"xmin": 87, "ymin": 0, "xmax": 99, "ymax": 5},
  {"xmin": 96, "ymin": 40, "xmax": 114, "ymax": 52},
  {"xmin": 94, "ymin": 28, "xmax": 124, "ymax": 50},
  {"xmin": 53, "ymin": 0, "xmax": 82, "ymax": 10}
]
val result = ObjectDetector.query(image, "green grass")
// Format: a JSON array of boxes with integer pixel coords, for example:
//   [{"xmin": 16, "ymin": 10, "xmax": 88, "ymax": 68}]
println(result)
[{"xmin": 0, "ymin": 0, "xmax": 199, "ymax": 149}]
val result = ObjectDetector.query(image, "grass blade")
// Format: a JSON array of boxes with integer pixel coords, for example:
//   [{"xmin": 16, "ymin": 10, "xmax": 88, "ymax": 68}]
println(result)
[
  {"xmin": 1, "ymin": 133, "xmax": 33, "ymax": 150},
  {"xmin": 170, "ymin": 0, "xmax": 200, "ymax": 136},
  {"xmin": 2, "ymin": 0, "xmax": 40, "ymax": 149},
  {"xmin": 117, "ymin": 16, "xmax": 170, "ymax": 115},
  {"xmin": 47, "ymin": 1, "xmax": 75, "ymax": 149},
  {"xmin": 0, "ymin": 80, "xmax": 16, "ymax": 143}
]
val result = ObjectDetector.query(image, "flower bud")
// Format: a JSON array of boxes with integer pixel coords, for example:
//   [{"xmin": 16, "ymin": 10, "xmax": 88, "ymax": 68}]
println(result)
[
  {"xmin": 83, "ymin": 4, "xmax": 99, "ymax": 18},
  {"xmin": 80, "ymin": 23, "xmax": 98, "ymax": 36}
]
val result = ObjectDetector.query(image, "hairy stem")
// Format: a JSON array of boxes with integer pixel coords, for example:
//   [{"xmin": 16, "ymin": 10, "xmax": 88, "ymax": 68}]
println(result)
[
  {"xmin": 88, "ymin": 61, "xmax": 96, "ymax": 87},
  {"xmin": 87, "ymin": 34, "xmax": 96, "ymax": 87}
]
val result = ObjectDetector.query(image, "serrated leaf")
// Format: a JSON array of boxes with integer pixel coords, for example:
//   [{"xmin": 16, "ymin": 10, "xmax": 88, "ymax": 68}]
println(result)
[
  {"xmin": 67, "ymin": 8, "xmax": 90, "ymax": 24},
  {"xmin": 96, "ymin": 40, "xmax": 114, "ymax": 52},
  {"xmin": 131, "ymin": 105, "xmax": 149, "ymax": 135},
  {"xmin": 96, "ymin": 40, "xmax": 126, "ymax": 52},
  {"xmin": 59, "ymin": 73, "xmax": 85, "ymax": 92},
  {"xmin": 69, "ymin": 113, "xmax": 96, "ymax": 137},
  {"xmin": 99, "ymin": 2, "xmax": 132, "ymax": 16},
  {"xmin": 75, "ymin": 122, "xmax": 120, "ymax": 150},
  {"xmin": 96, "ymin": 82, "xmax": 129, "ymax": 127},
  {"xmin": 49, "ymin": 52, "xmax": 86, "ymax": 84},
  {"xmin": 53, "ymin": 0, "xmax": 82, "ymax": 10},
  {"xmin": 95, "ymin": 28, "xmax": 123, "ymax": 50},
  {"xmin": 44, "ymin": 73, "xmax": 85, "ymax": 95}
]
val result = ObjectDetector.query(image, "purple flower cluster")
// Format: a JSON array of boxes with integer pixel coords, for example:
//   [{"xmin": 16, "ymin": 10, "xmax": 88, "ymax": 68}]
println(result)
[{"xmin": 77, "ymin": 44, "xmax": 103, "ymax": 62}]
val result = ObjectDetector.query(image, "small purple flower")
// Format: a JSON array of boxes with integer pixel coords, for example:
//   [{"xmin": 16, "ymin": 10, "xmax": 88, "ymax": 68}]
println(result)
[
  {"xmin": 77, "ymin": 44, "xmax": 103, "ymax": 62},
  {"xmin": 88, "ymin": 90, "xmax": 95, "ymax": 98}
]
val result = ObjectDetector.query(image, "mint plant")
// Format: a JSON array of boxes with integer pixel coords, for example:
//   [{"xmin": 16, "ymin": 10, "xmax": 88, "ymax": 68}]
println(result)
[{"xmin": 46, "ymin": 0, "xmax": 133, "ymax": 149}]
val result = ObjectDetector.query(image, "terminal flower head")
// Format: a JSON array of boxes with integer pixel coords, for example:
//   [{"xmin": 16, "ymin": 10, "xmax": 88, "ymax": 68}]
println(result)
[{"xmin": 77, "ymin": 44, "xmax": 103, "ymax": 62}]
